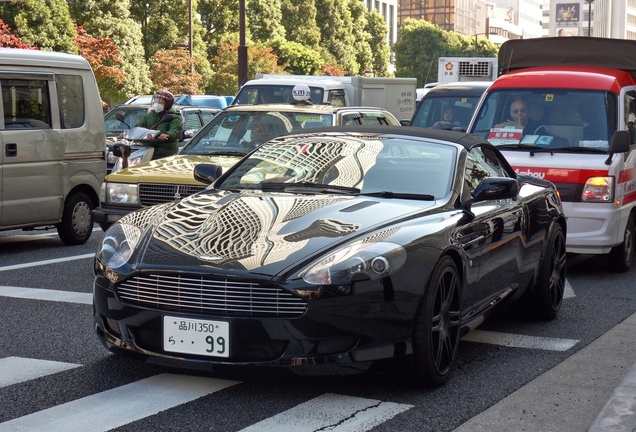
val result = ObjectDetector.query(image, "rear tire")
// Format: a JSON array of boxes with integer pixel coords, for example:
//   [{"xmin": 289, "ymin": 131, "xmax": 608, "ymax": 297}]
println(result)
[
  {"xmin": 57, "ymin": 191, "xmax": 94, "ymax": 245},
  {"xmin": 529, "ymin": 223, "xmax": 566, "ymax": 320},
  {"xmin": 608, "ymin": 214, "xmax": 634, "ymax": 273},
  {"xmin": 410, "ymin": 255, "xmax": 461, "ymax": 387}
]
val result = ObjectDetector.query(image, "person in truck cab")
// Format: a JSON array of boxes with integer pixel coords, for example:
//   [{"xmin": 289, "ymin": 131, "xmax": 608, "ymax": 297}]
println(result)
[{"xmin": 495, "ymin": 97, "xmax": 539, "ymax": 136}]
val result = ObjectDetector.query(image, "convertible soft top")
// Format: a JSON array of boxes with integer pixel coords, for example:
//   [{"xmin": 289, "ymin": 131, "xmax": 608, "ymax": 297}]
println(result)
[{"xmin": 498, "ymin": 37, "xmax": 636, "ymax": 78}]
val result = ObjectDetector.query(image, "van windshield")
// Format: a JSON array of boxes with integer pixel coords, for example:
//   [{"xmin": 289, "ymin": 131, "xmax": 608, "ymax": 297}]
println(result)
[
  {"xmin": 411, "ymin": 95, "xmax": 481, "ymax": 130},
  {"xmin": 471, "ymin": 89, "xmax": 616, "ymax": 153}
]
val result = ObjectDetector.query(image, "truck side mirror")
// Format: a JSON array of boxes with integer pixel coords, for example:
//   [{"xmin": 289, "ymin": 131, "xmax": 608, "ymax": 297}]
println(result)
[{"xmin": 605, "ymin": 130, "xmax": 631, "ymax": 165}]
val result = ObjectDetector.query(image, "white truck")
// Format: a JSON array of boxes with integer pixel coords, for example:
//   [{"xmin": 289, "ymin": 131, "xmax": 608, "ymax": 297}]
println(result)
[
  {"xmin": 438, "ymin": 57, "xmax": 498, "ymax": 83},
  {"xmin": 232, "ymin": 74, "xmax": 417, "ymax": 122}
]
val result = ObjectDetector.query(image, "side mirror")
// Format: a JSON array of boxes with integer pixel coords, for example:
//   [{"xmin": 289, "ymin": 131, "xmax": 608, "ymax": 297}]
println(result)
[
  {"xmin": 467, "ymin": 177, "xmax": 519, "ymax": 206},
  {"xmin": 400, "ymin": 119, "xmax": 411, "ymax": 126},
  {"xmin": 605, "ymin": 130, "xmax": 630, "ymax": 165},
  {"xmin": 115, "ymin": 112, "xmax": 130, "ymax": 128},
  {"xmin": 193, "ymin": 163, "xmax": 223, "ymax": 185},
  {"xmin": 112, "ymin": 143, "xmax": 132, "ymax": 169}
]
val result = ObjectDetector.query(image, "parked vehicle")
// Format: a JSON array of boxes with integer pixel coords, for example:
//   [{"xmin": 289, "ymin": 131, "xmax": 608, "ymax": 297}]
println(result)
[
  {"xmin": 93, "ymin": 126, "xmax": 566, "ymax": 387},
  {"xmin": 175, "ymin": 94, "xmax": 229, "ymax": 109},
  {"xmin": 233, "ymin": 74, "xmax": 417, "ymax": 122},
  {"xmin": 104, "ymin": 104, "xmax": 220, "ymax": 174},
  {"xmin": 468, "ymin": 36, "xmax": 636, "ymax": 271},
  {"xmin": 92, "ymin": 88, "xmax": 401, "ymax": 231},
  {"xmin": 0, "ymin": 48, "xmax": 105, "ymax": 245},
  {"xmin": 409, "ymin": 81, "xmax": 491, "ymax": 130}
]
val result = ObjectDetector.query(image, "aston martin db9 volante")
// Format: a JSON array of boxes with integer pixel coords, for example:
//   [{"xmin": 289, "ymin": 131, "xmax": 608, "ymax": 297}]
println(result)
[{"xmin": 93, "ymin": 126, "xmax": 566, "ymax": 387}]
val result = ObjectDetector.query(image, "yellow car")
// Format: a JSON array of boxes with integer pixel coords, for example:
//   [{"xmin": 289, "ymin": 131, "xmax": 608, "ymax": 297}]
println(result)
[{"xmin": 93, "ymin": 102, "xmax": 400, "ymax": 231}]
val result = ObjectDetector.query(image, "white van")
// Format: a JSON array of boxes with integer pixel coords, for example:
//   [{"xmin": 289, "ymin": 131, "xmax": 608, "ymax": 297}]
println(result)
[{"xmin": 0, "ymin": 48, "xmax": 105, "ymax": 245}]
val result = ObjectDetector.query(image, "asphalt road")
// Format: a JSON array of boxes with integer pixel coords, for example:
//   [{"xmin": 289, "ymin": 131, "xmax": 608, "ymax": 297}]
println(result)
[{"xmin": 0, "ymin": 228, "xmax": 634, "ymax": 432}]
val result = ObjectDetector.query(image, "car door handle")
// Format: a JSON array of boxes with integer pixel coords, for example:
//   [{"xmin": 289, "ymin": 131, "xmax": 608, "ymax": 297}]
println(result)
[{"xmin": 5, "ymin": 143, "xmax": 17, "ymax": 157}]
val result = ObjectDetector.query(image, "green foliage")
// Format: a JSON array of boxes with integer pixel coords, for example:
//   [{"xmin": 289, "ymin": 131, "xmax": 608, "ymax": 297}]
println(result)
[
  {"xmin": 247, "ymin": 0, "xmax": 286, "ymax": 43},
  {"xmin": 349, "ymin": 0, "xmax": 372, "ymax": 76},
  {"xmin": 269, "ymin": 38, "xmax": 323, "ymax": 75},
  {"xmin": 0, "ymin": 0, "xmax": 76, "ymax": 53},
  {"xmin": 366, "ymin": 11, "xmax": 390, "ymax": 77},
  {"xmin": 315, "ymin": 0, "xmax": 358, "ymax": 75},
  {"xmin": 280, "ymin": 0, "xmax": 321, "ymax": 50}
]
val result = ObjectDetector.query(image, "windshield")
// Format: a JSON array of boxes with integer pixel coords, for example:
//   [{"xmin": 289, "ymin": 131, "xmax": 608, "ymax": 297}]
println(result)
[
  {"xmin": 411, "ymin": 95, "xmax": 481, "ymax": 130},
  {"xmin": 471, "ymin": 89, "xmax": 616, "ymax": 153},
  {"xmin": 217, "ymin": 134, "xmax": 456, "ymax": 199},
  {"xmin": 180, "ymin": 110, "xmax": 335, "ymax": 156},
  {"xmin": 104, "ymin": 107, "xmax": 148, "ymax": 135},
  {"xmin": 233, "ymin": 84, "xmax": 344, "ymax": 105}
]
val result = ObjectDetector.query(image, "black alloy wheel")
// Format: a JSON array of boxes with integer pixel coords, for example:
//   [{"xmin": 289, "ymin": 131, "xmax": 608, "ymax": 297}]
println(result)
[
  {"xmin": 530, "ymin": 223, "xmax": 566, "ymax": 320},
  {"xmin": 411, "ymin": 255, "xmax": 461, "ymax": 387}
]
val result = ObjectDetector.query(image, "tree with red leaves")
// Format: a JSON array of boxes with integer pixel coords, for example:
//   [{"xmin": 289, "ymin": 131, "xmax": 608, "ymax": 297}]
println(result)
[
  {"xmin": 74, "ymin": 25, "xmax": 127, "ymax": 104},
  {"xmin": 0, "ymin": 19, "xmax": 37, "ymax": 49}
]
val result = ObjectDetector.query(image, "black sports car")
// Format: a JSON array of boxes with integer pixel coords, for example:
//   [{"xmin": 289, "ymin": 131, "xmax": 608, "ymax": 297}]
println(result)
[{"xmin": 93, "ymin": 126, "xmax": 567, "ymax": 387}]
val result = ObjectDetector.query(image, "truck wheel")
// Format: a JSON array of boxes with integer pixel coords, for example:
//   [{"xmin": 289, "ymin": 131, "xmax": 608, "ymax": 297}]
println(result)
[
  {"xmin": 57, "ymin": 191, "xmax": 94, "ymax": 245},
  {"xmin": 608, "ymin": 214, "xmax": 634, "ymax": 273}
]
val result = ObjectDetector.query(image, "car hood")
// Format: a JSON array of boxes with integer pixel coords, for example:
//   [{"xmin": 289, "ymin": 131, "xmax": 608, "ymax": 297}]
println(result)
[
  {"xmin": 134, "ymin": 189, "xmax": 441, "ymax": 278},
  {"xmin": 104, "ymin": 155, "xmax": 245, "ymax": 185}
]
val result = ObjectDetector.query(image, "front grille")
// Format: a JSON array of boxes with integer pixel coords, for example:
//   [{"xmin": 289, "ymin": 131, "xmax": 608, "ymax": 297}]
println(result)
[
  {"xmin": 117, "ymin": 274, "xmax": 308, "ymax": 317},
  {"xmin": 139, "ymin": 183, "xmax": 206, "ymax": 206}
]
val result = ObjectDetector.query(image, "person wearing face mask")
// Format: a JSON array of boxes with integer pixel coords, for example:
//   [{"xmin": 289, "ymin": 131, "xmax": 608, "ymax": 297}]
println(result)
[{"xmin": 135, "ymin": 90, "xmax": 182, "ymax": 159}]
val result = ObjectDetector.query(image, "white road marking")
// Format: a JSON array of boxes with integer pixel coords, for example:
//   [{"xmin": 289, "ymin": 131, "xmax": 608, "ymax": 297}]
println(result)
[
  {"xmin": 564, "ymin": 279, "xmax": 575, "ymax": 298},
  {"xmin": 0, "ymin": 373, "xmax": 240, "ymax": 432},
  {"xmin": 462, "ymin": 330, "xmax": 579, "ymax": 351},
  {"xmin": 239, "ymin": 393, "xmax": 412, "ymax": 432},
  {"xmin": 0, "ymin": 357, "xmax": 81, "ymax": 388},
  {"xmin": 0, "ymin": 254, "xmax": 94, "ymax": 272},
  {"xmin": 0, "ymin": 286, "xmax": 92, "ymax": 304}
]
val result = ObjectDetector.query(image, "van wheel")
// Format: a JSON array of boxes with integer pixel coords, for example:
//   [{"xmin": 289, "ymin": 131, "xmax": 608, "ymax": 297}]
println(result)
[
  {"xmin": 57, "ymin": 191, "xmax": 94, "ymax": 245},
  {"xmin": 608, "ymin": 214, "xmax": 634, "ymax": 272}
]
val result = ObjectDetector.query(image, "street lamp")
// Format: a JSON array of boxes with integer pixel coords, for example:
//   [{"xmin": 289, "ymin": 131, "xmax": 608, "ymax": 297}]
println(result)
[
  {"xmin": 237, "ymin": 0, "xmax": 248, "ymax": 88},
  {"xmin": 585, "ymin": 0, "xmax": 594, "ymax": 37}
]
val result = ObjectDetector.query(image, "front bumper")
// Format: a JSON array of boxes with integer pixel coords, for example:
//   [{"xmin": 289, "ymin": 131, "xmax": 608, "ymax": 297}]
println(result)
[
  {"xmin": 92, "ymin": 204, "xmax": 140, "ymax": 226},
  {"xmin": 92, "ymin": 274, "xmax": 416, "ymax": 367}
]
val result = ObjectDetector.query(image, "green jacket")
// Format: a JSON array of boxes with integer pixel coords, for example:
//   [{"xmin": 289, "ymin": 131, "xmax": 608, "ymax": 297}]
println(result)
[{"xmin": 135, "ymin": 109, "xmax": 182, "ymax": 159}]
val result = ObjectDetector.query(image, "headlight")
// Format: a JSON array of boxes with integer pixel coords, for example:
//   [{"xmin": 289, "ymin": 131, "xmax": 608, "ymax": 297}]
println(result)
[
  {"xmin": 581, "ymin": 176, "xmax": 613, "ymax": 203},
  {"xmin": 104, "ymin": 182, "xmax": 139, "ymax": 205},
  {"xmin": 301, "ymin": 241, "xmax": 407, "ymax": 285},
  {"xmin": 97, "ymin": 223, "xmax": 142, "ymax": 269}
]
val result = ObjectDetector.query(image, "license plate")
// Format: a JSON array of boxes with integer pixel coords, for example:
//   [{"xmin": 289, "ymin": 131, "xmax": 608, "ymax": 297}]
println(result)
[{"xmin": 163, "ymin": 316, "xmax": 229, "ymax": 358}]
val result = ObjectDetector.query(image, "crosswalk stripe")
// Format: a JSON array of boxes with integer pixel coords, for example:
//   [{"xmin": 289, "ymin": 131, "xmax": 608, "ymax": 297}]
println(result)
[
  {"xmin": 0, "ymin": 286, "xmax": 92, "ymax": 304},
  {"xmin": 0, "ymin": 373, "xmax": 240, "ymax": 432},
  {"xmin": 462, "ymin": 330, "xmax": 579, "ymax": 351},
  {"xmin": 0, "ymin": 254, "xmax": 94, "ymax": 272},
  {"xmin": 239, "ymin": 393, "xmax": 412, "ymax": 432},
  {"xmin": 0, "ymin": 357, "xmax": 81, "ymax": 388}
]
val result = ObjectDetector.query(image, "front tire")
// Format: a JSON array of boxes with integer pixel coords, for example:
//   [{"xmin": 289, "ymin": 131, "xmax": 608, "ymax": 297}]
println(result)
[
  {"xmin": 410, "ymin": 255, "xmax": 461, "ymax": 387},
  {"xmin": 57, "ymin": 191, "xmax": 94, "ymax": 245},
  {"xmin": 529, "ymin": 223, "xmax": 566, "ymax": 320},
  {"xmin": 608, "ymin": 214, "xmax": 634, "ymax": 273}
]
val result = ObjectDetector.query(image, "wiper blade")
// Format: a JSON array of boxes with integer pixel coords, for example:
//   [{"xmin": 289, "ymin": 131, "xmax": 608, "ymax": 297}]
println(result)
[
  {"xmin": 554, "ymin": 146, "xmax": 607, "ymax": 154},
  {"xmin": 359, "ymin": 191, "xmax": 435, "ymax": 200},
  {"xmin": 496, "ymin": 144, "xmax": 538, "ymax": 150},
  {"xmin": 260, "ymin": 181, "xmax": 360, "ymax": 194}
]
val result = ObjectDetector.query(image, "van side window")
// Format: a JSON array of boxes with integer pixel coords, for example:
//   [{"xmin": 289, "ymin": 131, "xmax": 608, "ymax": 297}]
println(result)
[
  {"xmin": 56, "ymin": 74, "xmax": 85, "ymax": 128},
  {"xmin": 1, "ymin": 78, "xmax": 51, "ymax": 129}
]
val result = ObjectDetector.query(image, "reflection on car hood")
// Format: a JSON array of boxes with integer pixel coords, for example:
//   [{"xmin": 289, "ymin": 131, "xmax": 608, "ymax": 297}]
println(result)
[
  {"xmin": 132, "ymin": 189, "xmax": 439, "ymax": 276},
  {"xmin": 104, "ymin": 155, "xmax": 244, "ymax": 185}
]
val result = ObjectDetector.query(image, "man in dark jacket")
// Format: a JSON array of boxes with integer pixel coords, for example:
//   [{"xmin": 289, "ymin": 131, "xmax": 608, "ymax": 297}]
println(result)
[{"xmin": 136, "ymin": 90, "xmax": 182, "ymax": 159}]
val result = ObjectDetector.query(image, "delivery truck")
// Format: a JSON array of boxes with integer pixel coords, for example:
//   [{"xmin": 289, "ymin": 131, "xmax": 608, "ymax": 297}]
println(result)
[
  {"xmin": 232, "ymin": 74, "xmax": 417, "ymax": 122},
  {"xmin": 468, "ymin": 37, "xmax": 636, "ymax": 272}
]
